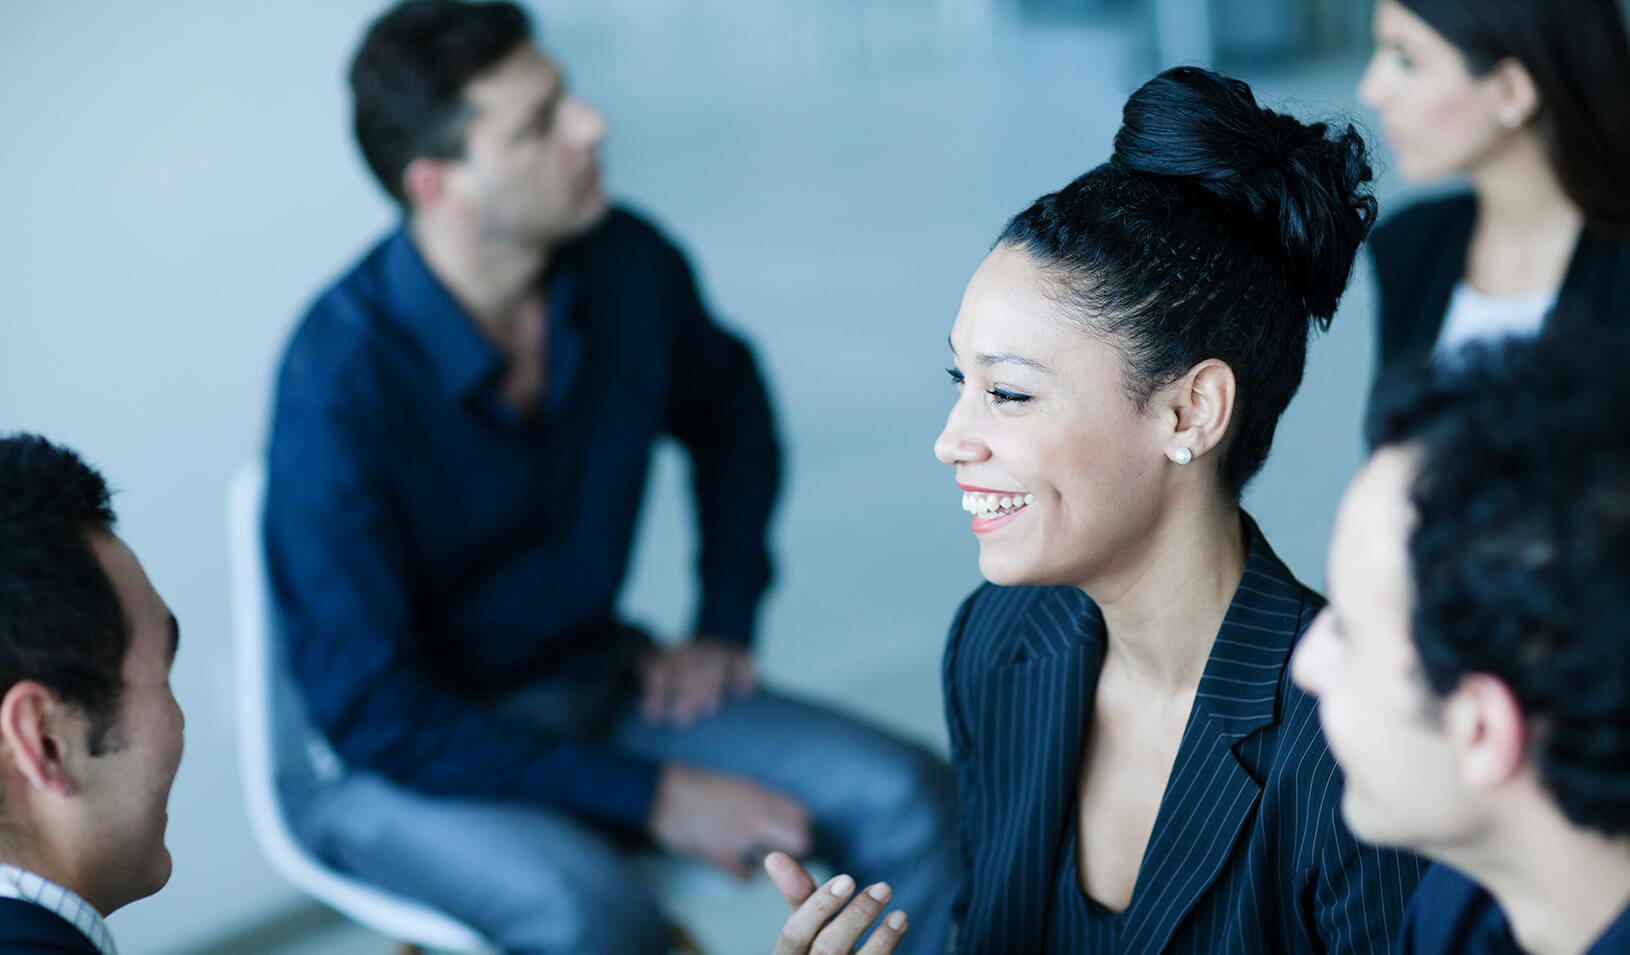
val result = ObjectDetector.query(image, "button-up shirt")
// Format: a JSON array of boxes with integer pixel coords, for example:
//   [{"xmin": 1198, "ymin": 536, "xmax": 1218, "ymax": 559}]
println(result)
[
  {"xmin": 0, "ymin": 864, "xmax": 117, "ymax": 955},
  {"xmin": 265, "ymin": 208, "xmax": 780, "ymax": 831}
]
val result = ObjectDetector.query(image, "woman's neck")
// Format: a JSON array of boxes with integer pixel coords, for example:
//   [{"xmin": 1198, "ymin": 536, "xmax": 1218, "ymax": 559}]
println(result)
[
  {"xmin": 1463, "ymin": 136, "xmax": 1582, "ymax": 296},
  {"xmin": 1468, "ymin": 134, "xmax": 1582, "ymax": 246},
  {"xmin": 1084, "ymin": 497, "xmax": 1246, "ymax": 692}
]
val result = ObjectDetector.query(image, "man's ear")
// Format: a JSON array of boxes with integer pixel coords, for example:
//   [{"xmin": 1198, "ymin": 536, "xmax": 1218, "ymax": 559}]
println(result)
[
  {"xmin": 1445, "ymin": 673, "xmax": 1528, "ymax": 791},
  {"xmin": 0, "ymin": 682, "xmax": 81, "ymax": 798},
  {"xmin": 1164, "ymin": 359, "xmax": 1236, "ymax": 464},
  {"xmin": 402, "ymin": 156, "xmax": 450, "ymax": 213}
]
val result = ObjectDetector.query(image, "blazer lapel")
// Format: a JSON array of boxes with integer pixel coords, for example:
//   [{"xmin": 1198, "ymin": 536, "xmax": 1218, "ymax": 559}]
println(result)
[
  {"xmin": 1409, "ymin": 199, "xmax": 1476, "ymax": 359},
  {"xmin": 965, "ymin": 587, "xmax": 1102, "ymax": 952},
  {"xmin": 1118, "ymin": 521, "xmax": 1309, "ymax": 955}
]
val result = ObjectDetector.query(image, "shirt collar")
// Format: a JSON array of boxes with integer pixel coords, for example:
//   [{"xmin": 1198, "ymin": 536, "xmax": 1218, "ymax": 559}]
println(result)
[
  {"xmin": 0, "ymin": 864, "xmax": 118, "ymax": 955},
  {"xmin": 378, "ymin": 228, "xmax": 504, "ymax": 402},
  {"xmin": 378, "ymin": 227, "xmax": 585, "ymax": 410}
]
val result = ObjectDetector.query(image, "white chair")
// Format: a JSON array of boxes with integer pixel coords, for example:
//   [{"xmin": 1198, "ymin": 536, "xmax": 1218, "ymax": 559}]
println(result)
[{"xmin": 228, "ymin": 463, "xmax": 496, "ymax": 954}]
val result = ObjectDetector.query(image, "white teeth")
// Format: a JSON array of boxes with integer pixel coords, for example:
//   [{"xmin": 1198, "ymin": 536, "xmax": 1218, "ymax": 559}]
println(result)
[{"xmin": 960, "ymin": 491, "xmax": 1033, "ymax": 517}]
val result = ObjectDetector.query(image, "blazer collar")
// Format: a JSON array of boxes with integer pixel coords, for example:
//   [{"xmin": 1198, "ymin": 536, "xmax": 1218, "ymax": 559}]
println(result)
[
  {"xmin": 974, "ymin": 513, "xmax": 1311, "ymax": 951},
  {"xmin": 1118, "ymin": 514, "xmax": 1310, "ymax": 953}
]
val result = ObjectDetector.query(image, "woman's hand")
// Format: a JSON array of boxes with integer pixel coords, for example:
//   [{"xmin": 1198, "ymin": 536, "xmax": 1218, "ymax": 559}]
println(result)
[{"xmin": 765, "ymin": 852, "xmax": 909, "ymax": 954}]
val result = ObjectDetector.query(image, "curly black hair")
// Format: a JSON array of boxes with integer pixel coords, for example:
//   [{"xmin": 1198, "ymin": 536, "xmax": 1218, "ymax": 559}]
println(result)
[
  {"xmin": 350, "ymin": 0, "xmax": 533, "ymax": 206},
  {"xmin": 1367, "ymin": 320, "xmax": 1630, "ymax": 836},
  {"xmin": 0, "ymin": 434, "xmax": 127, "ymax": 754},
  {"xmin": 999, "ymin": 66, "xmax": 1376, "ymax": 495}
]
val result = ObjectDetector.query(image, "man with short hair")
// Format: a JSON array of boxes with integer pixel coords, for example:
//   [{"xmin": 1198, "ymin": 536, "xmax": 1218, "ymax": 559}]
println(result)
[
  {"xmin": 0, "ymin": 433, "xmax": 184, "ymax": 954},
  {"xmin": 1292, "ymin": 329, "xmax": 1630, "ymax": 955},
  {"xmin": 264, "ymin": 2, "xmax": 956, "ymax": 953}
]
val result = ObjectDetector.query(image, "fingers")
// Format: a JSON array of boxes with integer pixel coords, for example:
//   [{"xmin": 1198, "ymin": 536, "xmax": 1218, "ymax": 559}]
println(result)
[
  {"xmin": 857, "ymin": 909, "xmax": 909, "ymax": 955},
  {"xmin": 671, "ymin": 652, "xmax": 727, "ymax": 727},
  {"xmin": 815, "ymin": 880, "xmax": 894, "ymax": 954},
  {"xmin": 775, "ymin": 876, "xmax": 900, "ymax": 955},
  {"xmin": 764, "ymin": 852, "xmax": 816, "ymax": 910},
  {"xmin": 729, "ymin": 651, "xmax": 758, "ymax": 696},
  {"xmin": 641, "ymin": 655, "xmax": 676, "ymax": 724},
  {"xmin": 772, "ymin": 873, "xmax": 856, "ymax": 955},
  {"xmin": 756, "ymin": 795, "xmax": 812, "ymax": 859}
]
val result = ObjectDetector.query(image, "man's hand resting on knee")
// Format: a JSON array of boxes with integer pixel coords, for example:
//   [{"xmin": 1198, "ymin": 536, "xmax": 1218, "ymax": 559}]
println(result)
[
  {"xmin": 648, "ymin": 764, "xmax": 811, "ymax": 878},
  {"xmin": 639, "ymin": 636, "xmax": 757, "ymax": 727}
]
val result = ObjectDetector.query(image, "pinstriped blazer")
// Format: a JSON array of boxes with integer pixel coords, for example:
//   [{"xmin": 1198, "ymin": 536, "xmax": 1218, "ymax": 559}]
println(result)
[{"xmin": 942, "ymin": 516, "xmax": 1425, "ymax": 954}]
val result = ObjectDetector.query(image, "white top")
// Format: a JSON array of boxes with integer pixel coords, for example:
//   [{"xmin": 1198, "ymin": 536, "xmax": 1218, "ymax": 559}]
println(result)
[
  {"xmin": 1434, "ymin": 280, "xmax": 1558, "ymax": 356},
  {"xmin": 0, "ymin": 863, "xmax": 118, "ymax": 955}
]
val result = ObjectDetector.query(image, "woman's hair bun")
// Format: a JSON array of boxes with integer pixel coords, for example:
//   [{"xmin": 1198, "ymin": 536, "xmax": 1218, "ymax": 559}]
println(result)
[{"xmin": 1109, "ymin": 66, "xmax": 1377, "ymax": 322}]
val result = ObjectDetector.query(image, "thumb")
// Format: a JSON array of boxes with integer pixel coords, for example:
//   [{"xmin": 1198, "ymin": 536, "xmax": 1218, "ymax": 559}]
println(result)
[{"xmin": 764, "ymin": 851, "xmax": 817, "ymax": 911}]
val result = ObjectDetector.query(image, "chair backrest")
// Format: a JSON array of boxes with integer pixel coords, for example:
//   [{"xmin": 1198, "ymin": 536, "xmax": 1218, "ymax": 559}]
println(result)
[{"xmin": 227, "ymin": 462, "xmax": 493, "ymax": 952}]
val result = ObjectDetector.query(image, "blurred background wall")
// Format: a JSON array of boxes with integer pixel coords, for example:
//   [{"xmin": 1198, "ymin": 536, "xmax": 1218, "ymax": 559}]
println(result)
[{"xmin": 2, "ymin": 1, "xmax": 1421, "ymax": 951}]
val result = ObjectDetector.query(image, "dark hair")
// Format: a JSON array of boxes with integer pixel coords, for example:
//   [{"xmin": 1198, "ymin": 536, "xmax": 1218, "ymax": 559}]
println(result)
[
  {"xmin": 1000, "ymin": 66, "xmax": 1375, "ymax": 494},
  {"xmin": 0, "ymin": 434, "xmax": 127, "ymax": 754},
  {"xmin": 1398, "ymin": 0, "xmax": 1630, "ymax": 236},
  {"xmin": 1367, "ymin": 324, "xmax": 1630, "ymax": 836},
  {"xmin": 350, "ymin": 0, "xmax": 533, "ymax": 206}
]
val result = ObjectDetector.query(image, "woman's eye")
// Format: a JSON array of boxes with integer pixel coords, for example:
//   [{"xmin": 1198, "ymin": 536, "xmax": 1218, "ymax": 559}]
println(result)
[
  {"xmin": 987, "ymin": 388, "xmax": 1031, "ymax": 405},
  {"xmin": 945, "ymin": 367, "xmax": 965, "ymax": 386}
]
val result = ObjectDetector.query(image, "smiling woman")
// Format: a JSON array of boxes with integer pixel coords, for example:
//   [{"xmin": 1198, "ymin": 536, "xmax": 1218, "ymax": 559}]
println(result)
[{"xmin": 767, "ymin": 66, "xmax": 1427, "ymax": 955}]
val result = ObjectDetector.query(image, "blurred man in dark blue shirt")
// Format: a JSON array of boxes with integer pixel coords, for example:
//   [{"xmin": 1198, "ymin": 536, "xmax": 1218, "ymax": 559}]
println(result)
[
  {"xmin": 1292, "ymin": 329, "xmax": 1630, "ymax": 955},
  {"xmin": 263, "ymin": 3, "xmax": 955, "ymax": 952}
]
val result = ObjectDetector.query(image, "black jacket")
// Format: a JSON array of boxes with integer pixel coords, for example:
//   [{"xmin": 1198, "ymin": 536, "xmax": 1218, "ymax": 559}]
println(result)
[
  {"xmin": 941, "ymin": 516, "xmax": 1424, "ymax": 953},
  {"xmin": 1371, "ymin": 193, "xmax": 1630, "ymax": 374},
  {"xmin": 0, "ymin": 900, "xmax": 99, "ymax": 954}
]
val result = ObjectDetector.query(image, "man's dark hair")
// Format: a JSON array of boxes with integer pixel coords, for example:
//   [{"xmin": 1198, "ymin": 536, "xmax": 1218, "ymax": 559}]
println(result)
[
  {"xmin": 1367, "ymin": 321, "xmax": 1630, "ymax": 836},
  {"xmin": 0, "ymin": 434, "xmax": 127, "ymax": 754},
  {"xmin": 999, "ymin": 66, "xmax": 1376, "ymax": 495},
  {"xmin": 350, "ymin": 0, "xmax": 533, "ymax": 206}
]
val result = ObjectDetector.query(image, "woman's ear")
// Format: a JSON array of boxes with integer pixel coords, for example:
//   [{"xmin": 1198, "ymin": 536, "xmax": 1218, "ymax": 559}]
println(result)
[
  {"xmin": 1488, "ymin": 56, "xmax": 1541, "ymax": 129},
  {"xmin": 1164, "ymin": 359, "xmax": 1236, "ymax": 464}
]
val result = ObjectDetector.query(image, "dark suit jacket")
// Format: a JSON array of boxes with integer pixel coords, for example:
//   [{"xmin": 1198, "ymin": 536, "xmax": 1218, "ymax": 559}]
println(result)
[
  {"xmin": 0, "ymin": 900, "xmax": 99, "ymax": 954},
  {"xmin": 1371, "ymin": 193, "xmax": 1630, "ymax": 373},
  {"xmin": 942, "ymin": 517, "xmax": 1425, "ymax": 954}
]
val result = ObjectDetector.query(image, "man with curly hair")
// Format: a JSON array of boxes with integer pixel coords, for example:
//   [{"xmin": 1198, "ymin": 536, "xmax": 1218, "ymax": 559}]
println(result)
[{"xmin": 1292, "ymin": 324, "xmax": 1630, "ymax": 954}]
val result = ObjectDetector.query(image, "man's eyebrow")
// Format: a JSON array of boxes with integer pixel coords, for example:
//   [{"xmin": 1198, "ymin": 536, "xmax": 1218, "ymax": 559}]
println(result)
[
  {"xmin": 167, "ymin": 613, "xmax": 180, "ymax": 663},
  {"xmin": 945, "ymin": 337, "xmax": 1051, "ymax": 373}
]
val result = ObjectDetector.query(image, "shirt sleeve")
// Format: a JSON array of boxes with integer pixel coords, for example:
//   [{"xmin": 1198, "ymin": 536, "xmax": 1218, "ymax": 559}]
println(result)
[
  {"xmin": 658, "ymin": 245, "xmax": 781, "ymax": 645},
  {"xmin": 264, "ymin": 353, "xmax": 662, "ymax": 833},
  {"xmin": 1312, "ymin": 790, "xmax": 1429, "ymax": 953}
]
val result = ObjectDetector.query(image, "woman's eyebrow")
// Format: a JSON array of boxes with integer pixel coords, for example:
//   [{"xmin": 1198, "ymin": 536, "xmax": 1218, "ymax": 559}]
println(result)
[{"xmin": 946, "ymin": 337, "xmax": 1051, "ymax": 373}]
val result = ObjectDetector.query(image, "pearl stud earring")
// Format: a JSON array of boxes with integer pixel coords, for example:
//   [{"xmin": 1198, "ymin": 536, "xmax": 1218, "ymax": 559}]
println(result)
[{"xmin": 1172, "ymin": 448, "xmax": 1192, "ymax": 465}]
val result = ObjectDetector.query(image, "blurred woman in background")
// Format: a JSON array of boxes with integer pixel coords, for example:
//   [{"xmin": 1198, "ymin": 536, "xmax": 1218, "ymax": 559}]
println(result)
[
  {"xmin": 1361, "ymin": 0, "xmax": 1630, "ymax": 374},
  {"xmin": 765, "ymin": 66, "xmax": 1425, "ymax": 955}
]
